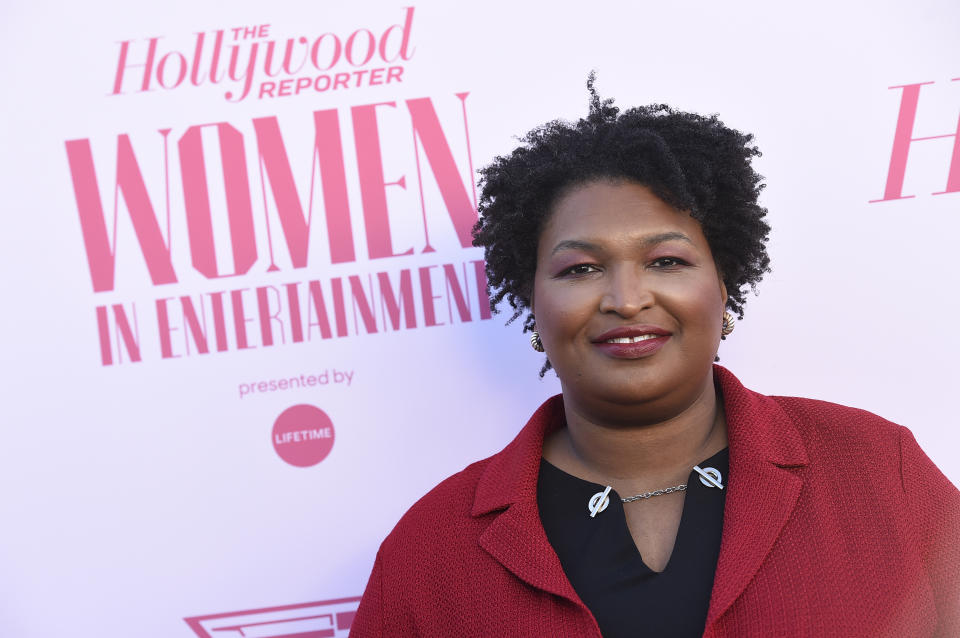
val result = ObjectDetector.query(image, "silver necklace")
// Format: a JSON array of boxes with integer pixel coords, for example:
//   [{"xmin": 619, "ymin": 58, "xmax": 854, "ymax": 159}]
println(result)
[
  {"xmin": 621, "ymin": 482, "xmax": 688, "ymax": 503},
  {"xmin": 588, "ymin": 465, "xmax": 724, "ymax": 518}
]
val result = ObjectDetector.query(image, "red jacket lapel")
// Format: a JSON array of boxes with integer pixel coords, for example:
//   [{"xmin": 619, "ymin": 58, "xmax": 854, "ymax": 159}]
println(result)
[
  {"xmin": 706, "ymin": 366, "xmax": 809, "ymax": 628},
  {"xmin": 471, "ymin": 397, "xmax": 583, "ymax": 603}
]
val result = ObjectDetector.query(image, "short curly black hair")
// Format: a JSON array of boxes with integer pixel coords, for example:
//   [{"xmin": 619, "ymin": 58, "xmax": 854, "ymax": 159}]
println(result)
[{"xmin": 472, "ymin": 74, "xmax": 771, "ymax": 371}]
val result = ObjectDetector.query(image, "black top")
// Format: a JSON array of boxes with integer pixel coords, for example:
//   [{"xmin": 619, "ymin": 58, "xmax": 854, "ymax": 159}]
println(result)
[{"xmin": 536, "ymin": 449, "xmax": 729, "ymax": 638}]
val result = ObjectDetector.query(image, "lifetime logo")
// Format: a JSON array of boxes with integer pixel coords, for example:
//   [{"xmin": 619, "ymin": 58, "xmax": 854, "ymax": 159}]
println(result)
[
  {"xmin": 272, "ymin": 405, "xmax": 336, "ymax": 468},
  {"xmin": 185, "ymin": 597, "xmax": 360, "ymax": 637},
  {"xmin": 871, "ymin": 77, "xmax": 960, "ymax": 203}
]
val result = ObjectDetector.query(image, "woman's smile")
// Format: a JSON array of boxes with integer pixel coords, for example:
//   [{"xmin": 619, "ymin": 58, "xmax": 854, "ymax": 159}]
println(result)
[{"xmin": 591, "ymin": 325, "xmax": 672, "ymax": 358}]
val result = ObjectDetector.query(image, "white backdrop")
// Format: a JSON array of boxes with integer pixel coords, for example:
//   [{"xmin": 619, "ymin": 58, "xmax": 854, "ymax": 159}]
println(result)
[{"xmin": 1, "ymin": 1, "xmax": 958, "ymax": 636}]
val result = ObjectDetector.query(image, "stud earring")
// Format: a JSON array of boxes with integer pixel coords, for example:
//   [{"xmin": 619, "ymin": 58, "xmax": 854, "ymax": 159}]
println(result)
[
  {"xmin": 721, "ymin": 311, "xmax": 735, "ymax": 337},
  {"xmin": 530, "ymin": 331, "xmax": 545, "ymax": 352}
]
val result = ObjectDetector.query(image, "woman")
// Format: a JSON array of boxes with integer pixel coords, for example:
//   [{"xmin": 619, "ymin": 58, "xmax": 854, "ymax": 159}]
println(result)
[{"xmin": 349, "ymin": 78, "xmax": 960, "ymax": 637}]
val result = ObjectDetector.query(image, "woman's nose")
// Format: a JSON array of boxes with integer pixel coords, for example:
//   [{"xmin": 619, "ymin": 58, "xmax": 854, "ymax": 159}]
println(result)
[{"xmin": 598, "ymin": 266, "xmax": 654, "ymax": 317}]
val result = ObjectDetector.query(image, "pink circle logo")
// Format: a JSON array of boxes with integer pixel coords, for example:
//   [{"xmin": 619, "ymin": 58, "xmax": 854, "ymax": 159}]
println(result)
[{"xmin": 272, "ymin": 405, "xmax": 336, "ymax": 468}]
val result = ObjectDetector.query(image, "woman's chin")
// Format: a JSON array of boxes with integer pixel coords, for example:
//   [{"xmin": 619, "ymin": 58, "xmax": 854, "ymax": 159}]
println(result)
[{"xmin": 562, "ymin": 375, "xmax": 671, "ymax": 409}]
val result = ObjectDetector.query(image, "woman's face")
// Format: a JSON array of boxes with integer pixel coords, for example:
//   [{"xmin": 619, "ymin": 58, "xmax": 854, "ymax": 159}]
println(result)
[{"xmin": 532, "ymin": 179, "xmax": 727, "ymax": 420}]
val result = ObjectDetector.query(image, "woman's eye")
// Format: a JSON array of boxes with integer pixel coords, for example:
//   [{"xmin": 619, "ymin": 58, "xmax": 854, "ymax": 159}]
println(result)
[
  {"xmin": 651, "ymin": 257, "xmax": 688, "ymax": 268},
  {"xmin": 560, "ymin": 264, "xmax": 600, "ymax": 276}
]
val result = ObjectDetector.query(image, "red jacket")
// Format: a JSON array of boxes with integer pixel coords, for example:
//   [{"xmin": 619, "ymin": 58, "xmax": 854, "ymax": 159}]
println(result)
[{"xmin": 350, "ymin": 367, "xmax": 960, "ymax": 637}]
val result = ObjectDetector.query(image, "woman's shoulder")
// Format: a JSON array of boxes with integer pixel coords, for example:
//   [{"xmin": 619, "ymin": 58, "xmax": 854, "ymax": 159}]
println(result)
[
  {"xmin": 761, "ymin": 394, "xmax": 958, "ymax": 512},
  {"xmin": 770, "ymin": 394, "xmax": 901, "ymax": 436},
  {"xmin": 719, "ymin": 366, "xmax": 905, "ymax": 453},
  {"xmin": 378, "ymin": 398, "xmax": 558, "ymax": 558},
  {"xmin": 767, "ymin": 394, "xmax": 907, "ymax": 465},
  {"xmin": 378, "ymin": 455, "xmax": 498, "ymax": 558}
]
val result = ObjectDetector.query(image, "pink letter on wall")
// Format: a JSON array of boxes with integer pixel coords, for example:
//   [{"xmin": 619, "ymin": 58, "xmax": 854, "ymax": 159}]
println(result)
[
  {"xmin": 178, "ymin": 123, "xmax": 257, "ymax": 278},
  {"xmin": 65, "ymin": 136, "xmax": 177, "ymax": 292}
]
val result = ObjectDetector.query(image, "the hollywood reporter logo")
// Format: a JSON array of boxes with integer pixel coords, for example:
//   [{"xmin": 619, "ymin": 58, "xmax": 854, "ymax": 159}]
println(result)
[
  {"xmin": 273, "ymin": 405, "xmax": 335, "ymax": 468},
  {"xmin": 111, "ymin": 7, "xmax": 415, "ymax": 102}
]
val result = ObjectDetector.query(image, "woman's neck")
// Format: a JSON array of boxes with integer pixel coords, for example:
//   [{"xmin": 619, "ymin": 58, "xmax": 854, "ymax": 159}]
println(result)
[{"xmin": 543, "ymin": 372, "xmax": 728, "ymax": 491}]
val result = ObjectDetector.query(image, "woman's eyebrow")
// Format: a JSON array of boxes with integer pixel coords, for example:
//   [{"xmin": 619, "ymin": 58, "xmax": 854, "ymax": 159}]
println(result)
[
  {"xmin": 551, "ymin": 239, "xmax": 601, "ymax": 255},
  {"xmin": 550, "ymin": 232, "xmax": 693, "ymax": 256},
  {"xmin": 639, "ymin": 232, "xmax": 693, "ymax": 247}
]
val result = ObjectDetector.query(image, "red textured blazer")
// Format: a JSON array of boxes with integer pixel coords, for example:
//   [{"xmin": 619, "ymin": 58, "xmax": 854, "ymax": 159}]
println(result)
[{"xmin": 350, "ymin": 367, "xmax": 960, "ymax": 637}]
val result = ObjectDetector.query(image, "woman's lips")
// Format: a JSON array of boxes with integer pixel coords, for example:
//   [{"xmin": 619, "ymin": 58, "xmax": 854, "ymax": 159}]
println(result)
[
  {"xmin": 591, "ymin": 326, "xmax": 671, "ymax": 359},
  {"xmin": 592, "ymin": 335, "xmax": 670, "ymax": 358}
]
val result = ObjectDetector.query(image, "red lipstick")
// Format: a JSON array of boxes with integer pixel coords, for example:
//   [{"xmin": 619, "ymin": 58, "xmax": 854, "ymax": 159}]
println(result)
[{"xmin": 591, "ymin": 325, "xmax": 671, "ymax": 359}]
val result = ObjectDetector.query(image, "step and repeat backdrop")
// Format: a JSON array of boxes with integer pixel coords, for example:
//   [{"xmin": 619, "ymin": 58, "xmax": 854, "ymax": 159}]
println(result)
[{"xmin": 1, "ymin": 1, "xmax": 958, "ymax": 636}]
